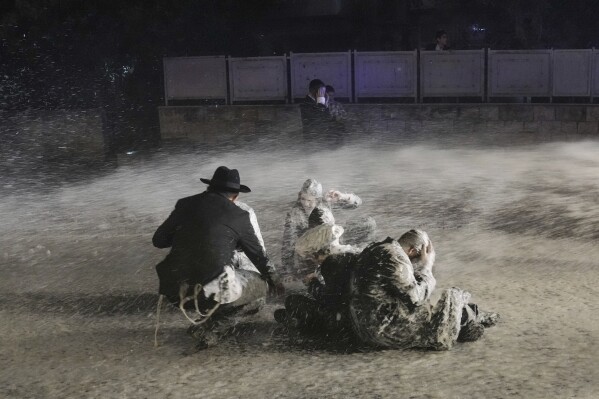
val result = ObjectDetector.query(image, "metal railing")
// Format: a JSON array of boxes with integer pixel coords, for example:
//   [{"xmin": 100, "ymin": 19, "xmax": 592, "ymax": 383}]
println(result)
[{"xmin": 163, "ymin": 49, "xmax": 599, "ymax": 105}]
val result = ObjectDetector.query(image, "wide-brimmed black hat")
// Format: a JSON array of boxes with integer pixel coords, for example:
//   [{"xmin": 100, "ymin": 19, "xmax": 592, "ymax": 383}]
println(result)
[{"xmin": 200, "ymin": 166, "xmax": 251, "ymax": 193}]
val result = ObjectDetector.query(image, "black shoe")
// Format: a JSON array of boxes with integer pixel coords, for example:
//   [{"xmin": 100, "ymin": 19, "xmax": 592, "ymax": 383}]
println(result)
[
  {"xmin": 457, "ymin": 321, "xmax": 485, "ymax": 342},
  {"xmin": 187, "ymin": 324, "xmax": 219, "ymax": 348},
  {"xmin": 194, "ymin": 337, "xmax": 210, "ymax": 351}
]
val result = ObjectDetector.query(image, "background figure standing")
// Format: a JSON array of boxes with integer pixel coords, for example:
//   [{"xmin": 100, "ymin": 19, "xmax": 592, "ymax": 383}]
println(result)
[
  {"xmin": 425, "ymin": 30, "xmax": 449, "ymax": 50},
  {"xmin": 325, "ymin": 85, "xmax": 347, "ymax": 121},
  {"xmin": 300, "ymin": 78, "xmax": 345, "ymax": 143}
]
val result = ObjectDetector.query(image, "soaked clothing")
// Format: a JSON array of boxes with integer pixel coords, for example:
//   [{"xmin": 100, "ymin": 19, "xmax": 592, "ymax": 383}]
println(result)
[
  {"xmin": 281, "ymin": 193, "xmax": 362, "ymax": 278},
  {"xmin": 153, "ymin": 191, "xmax": 277, "ymax": 305},
  {"xmin": 349, "ymin": 237, "xmax": 471, "ymax": 350}
]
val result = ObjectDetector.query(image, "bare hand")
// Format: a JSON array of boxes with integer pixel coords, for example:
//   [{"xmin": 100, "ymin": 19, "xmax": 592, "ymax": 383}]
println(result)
[
  {"xmin": 281, "ymin": 275, "xmax": 295, "ymax": 285},
  {"xmin": 317, "ymin": 86, "xmax": 327, "ymax": 98},
  {"xmin": 302, "ymin": 272, "xmax": 318, "ymax": 286},
  {"xmin": 419, "ymin": 240, "xmax": 434, "ymax": 269},
  {"xmin": 325, "ymin": 189, "xmax": 343, "ymax": 203}
]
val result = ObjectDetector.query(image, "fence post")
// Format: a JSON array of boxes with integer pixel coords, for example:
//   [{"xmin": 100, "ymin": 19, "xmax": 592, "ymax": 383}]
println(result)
[
  {"xmin": 549, "ymin": 48, "xmax": 553, "ymax": 104},
  {"xmin": 592, "ymin": 48, "xmax": 595, "ymax": 104},
  {"xmin": 163, "ymin": 57, "xmax": 168, "ymax": 106}
]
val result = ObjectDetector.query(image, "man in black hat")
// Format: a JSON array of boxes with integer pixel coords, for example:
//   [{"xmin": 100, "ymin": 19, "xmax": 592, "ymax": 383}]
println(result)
[{"xmin": 153, "ymin": 166, "xmax": 282, "ymax": 346}]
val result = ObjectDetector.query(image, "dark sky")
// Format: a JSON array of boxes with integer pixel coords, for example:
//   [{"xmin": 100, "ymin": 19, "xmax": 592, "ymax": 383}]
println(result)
[{"xmin": 1, "ymin": 0, "xmax": 598, "ymax": 147}]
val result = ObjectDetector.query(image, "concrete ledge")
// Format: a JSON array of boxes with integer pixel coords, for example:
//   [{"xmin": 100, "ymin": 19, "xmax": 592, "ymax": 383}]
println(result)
[
  {"xmin": 556, "ymin": 106, "xmax": 586, "ymax": 122},
  {"xmin": 578, "ymin": 121, "xmax": 598, "ymax": 135},
  {"xmin": 533, "ymin": 106, "xmax": 555, "ymax": 121},
  {"xmin": 498, "ymin": 106, "xmax": 534, "ymax": 122},
  {"xmin": 159, "ymin": 104, "xmax": 599, "ymax": 141}
]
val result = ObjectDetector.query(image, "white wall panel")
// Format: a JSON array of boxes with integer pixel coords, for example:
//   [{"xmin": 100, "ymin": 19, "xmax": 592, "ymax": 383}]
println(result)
[
  {"xmin": 163, "ymin": 56, "xmax": 227, "ymax": 102},
  {"xmin": 229, "ymin": 56, "xmax": 287, "ymax": 102},
  {"xmin": 420, "ymin": 50, "xmax": 484, "ymax": 97},
  {"xmin": 290, "ymin": 52, "xmax": 351, "ymax": 101},
  {"xmin": 553, "ymin": 50, "xmax": 591, "ymax": 97},
  {"xmin": 488, "ymin": 50, "xmax": 551, "ymax": 97},
  {"xmin": 354, "ymin": 51, "xmax": 416, "ymax": 98}
]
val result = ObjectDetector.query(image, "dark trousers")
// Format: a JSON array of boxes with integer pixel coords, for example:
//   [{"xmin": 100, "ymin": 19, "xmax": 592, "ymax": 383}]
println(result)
[{"xmin": 285, "ymin": 293, "xmax": 353, "ymax": 336}]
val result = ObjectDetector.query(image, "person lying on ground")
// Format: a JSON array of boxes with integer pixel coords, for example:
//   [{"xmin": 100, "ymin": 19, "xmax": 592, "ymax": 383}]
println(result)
[{"xmin": 349, "ymin": 229, "xmax": 499, "ymax": 351}]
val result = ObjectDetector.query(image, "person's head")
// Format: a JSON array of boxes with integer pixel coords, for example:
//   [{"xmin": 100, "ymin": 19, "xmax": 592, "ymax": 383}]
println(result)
[
  {"xmin": 435, "ymin": 30, "xmax": 448, "ymax": 48},
  {"xmin": 325, "ymin": 85, "xmax": 335, "ymax": 100},
  {"xmin": 295, "ymin": 224, "xmax": 344, "ymax": 264},
  {"xmin": 398, "ymin": 229, "xmax": 430, "ymax": 260},
  {"xmin": 298, "ymin": 178, "xmax": 323, "ymax": 214},
  {"xmin": 308, "ymin": 206, "xmax": 335, "ymax": 228},
  {"xmin": 201, "ymin": 166, "xmax": 250, "ymax": 202},
  {"xmin": 309, "ymin": 79, "xmax": 325, "ymax": 97}
]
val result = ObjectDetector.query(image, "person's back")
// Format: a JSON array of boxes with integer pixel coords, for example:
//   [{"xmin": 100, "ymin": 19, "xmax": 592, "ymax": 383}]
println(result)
[{"xmin": 318, "ymin": 252, "xmax": 358, "ymax": 308}]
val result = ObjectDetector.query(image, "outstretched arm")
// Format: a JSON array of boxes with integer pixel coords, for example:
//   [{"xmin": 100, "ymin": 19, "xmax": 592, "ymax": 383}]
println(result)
[{"xmin": 325, "ymin": 189, "xmax": 362, "ymax": 209}]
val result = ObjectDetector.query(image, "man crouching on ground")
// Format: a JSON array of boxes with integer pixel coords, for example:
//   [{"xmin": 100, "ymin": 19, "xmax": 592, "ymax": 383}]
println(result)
[{"xmin": 153, "ymin": 166, "xmax": 283, "ymax": 348}]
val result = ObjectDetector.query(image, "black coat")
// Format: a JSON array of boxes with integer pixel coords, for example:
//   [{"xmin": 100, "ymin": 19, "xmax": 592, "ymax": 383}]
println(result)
[
  {"xmin": 320, "ymin": 253, "xmax": 358, "ymax": 305},
  {"xmin": 300, "ymin": 95, "xmax": 345, "ymax": 137},
  {"xmin": 153, "ymin": 191, "xmax": 275, "ymax": 299}
]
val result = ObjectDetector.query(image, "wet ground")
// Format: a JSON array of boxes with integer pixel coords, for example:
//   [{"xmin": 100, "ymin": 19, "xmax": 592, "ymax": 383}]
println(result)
[{"xmin": 1, "ymin": 129, "xmax": 598, "ymax": 398}]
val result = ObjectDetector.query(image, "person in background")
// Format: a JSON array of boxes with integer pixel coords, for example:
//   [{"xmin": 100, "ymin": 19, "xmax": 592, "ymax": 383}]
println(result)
[
  {"xmin": 300, "ymin": 78, "xmax": 345, "ymax": 140},
  {"xmin": 325, "ymin": 85, "xmax": 347, "ymax": 121},
  {"xmin": 425, "ymin": 30, "xmax": 449, "ymax": 51}
]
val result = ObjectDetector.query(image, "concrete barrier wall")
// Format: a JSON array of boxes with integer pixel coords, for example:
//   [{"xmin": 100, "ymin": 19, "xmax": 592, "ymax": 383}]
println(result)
[
  {"xmin": 2, "ymin": 109, "xmax": 106, "ymax": 165},
  {"xmin": 159, "ymin": 104, "xmax": 599, "ymax": 141},
  {"xmin": 158, "ymin": 105, "xmax": 302, "ymax": 141}
]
